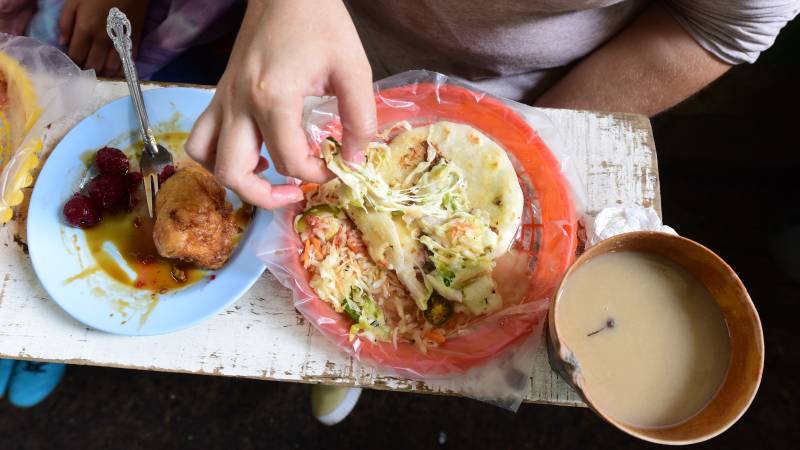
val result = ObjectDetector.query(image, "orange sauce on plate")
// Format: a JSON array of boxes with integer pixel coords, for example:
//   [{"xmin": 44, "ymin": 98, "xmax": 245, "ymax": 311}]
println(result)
[{"xmin": 83, "ymin": 211, "xmax": 206, "ymax": 292}]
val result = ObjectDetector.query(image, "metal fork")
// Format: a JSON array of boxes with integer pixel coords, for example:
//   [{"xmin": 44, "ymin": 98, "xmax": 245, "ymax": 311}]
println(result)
[{"xmin": 106, "ymin": 7, "xmax": 172, "ymax": 218}]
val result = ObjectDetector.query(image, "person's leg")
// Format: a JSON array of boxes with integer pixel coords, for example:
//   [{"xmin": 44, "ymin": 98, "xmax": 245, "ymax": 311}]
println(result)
[{"xmin": 7, "ymin": 361, "xmax": 65, "ymax": 408}]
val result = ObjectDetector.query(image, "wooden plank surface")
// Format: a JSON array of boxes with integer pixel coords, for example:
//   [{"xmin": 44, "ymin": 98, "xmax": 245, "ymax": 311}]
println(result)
[{"xmin": 0, "ymin": 81, "xmax": 659, "ymax": 406}]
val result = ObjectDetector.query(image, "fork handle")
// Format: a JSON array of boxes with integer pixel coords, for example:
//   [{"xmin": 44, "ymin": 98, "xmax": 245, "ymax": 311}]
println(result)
[{"xmin": 106, "ymin": 7, "xmax": 159, "ymax": 158}]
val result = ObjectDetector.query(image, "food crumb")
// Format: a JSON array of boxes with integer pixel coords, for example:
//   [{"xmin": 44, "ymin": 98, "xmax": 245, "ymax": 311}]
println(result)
[{"xmin": 171, "ymin": 265, "xmax": 188, "ymax": 283}]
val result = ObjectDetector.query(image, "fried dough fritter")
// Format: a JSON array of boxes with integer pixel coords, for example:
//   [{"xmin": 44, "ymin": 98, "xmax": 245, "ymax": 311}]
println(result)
[{"xmin": 153, "ymin": 165, "xmax": 238, "ymax": 270}]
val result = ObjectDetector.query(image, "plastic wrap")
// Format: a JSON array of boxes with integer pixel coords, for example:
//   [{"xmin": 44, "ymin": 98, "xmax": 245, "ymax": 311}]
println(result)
[
  {"xmin": 0, "ymin": 33, "xmax": 96, "ymax": 223},
  {"xmin": 258, "ymin": 70, "xmax": 583, "ymax": 409}
]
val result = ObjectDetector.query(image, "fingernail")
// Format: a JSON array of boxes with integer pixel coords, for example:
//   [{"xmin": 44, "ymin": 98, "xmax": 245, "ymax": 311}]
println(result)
[
  {"xmin": 348, "ymin": 151, "xmax": 366, "ymax": 165},
  {"xmin": 276, "ymin": 189, "xmax": 304, "ymax": 203},
  {"xmin": 289, "ymin": 190, "xmax": 304, "ymax": 202}
]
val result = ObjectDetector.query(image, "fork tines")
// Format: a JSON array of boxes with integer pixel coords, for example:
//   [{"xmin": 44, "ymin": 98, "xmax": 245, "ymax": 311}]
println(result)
[{"xmin": 143, "ymin": 172, "xmax": 159, "ymax": 218}]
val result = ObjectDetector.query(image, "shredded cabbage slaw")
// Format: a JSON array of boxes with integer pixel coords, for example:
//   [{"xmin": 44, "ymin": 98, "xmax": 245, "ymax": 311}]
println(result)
[{"xmin": 297, "ymin": 126, "xmax": 504, "ymax": 351}]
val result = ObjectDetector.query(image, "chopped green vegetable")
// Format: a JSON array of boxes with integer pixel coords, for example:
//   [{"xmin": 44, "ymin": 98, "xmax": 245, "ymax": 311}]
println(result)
[
  {"xmin": 343, "ymin": 303, "xmax": 360, "ymax": 322},
  {"xmin": 442, "ymin": 270, "xmax": 455, "ymax": 287},
  {"xmin": 424, "ymin": 294, "xmax": 453, "ymax": 326},
  {"xmin": 344, "ymin": 286, "xmax": 389, "ymax": 341},
  {"xmin": 295, "ymin": 204, "xmax": 342, "ymax": 238}
]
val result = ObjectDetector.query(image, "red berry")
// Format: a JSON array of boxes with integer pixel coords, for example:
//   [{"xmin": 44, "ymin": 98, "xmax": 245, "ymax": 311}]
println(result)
[
  {"xmin": 125, "ymin": 172, "xmax": 143, "ymax": 209},
  {"xmin": 126, "ymin": 171, "xmax": 143, "ymax": 190},
  {"xmin": 159, "ymin": 165, "xmax": 175, "ymax": 184},
  {"xmin": 87, "ymin": 174, "xmax": 129, "ymax": 212},
  {"xmin": 63, "ymin": 194, "xmax": 101, "ymax": 228},
  {"xmin": 95, "ymin": 147, "xmax": 129, "ymax": 176}
]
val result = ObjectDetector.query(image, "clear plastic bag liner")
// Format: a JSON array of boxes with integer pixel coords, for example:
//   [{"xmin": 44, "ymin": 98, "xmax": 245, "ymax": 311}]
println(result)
[
  {"xmin": 258, "ymin": 70, "xmax": 584, "ymax": 411},
  {"xmin": 0, "ymin": 33, "xmax": 97, "ymax": 222}
]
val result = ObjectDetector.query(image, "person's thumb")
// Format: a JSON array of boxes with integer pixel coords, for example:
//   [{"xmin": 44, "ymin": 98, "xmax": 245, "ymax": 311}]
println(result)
[{"xmin": 331, "ymin": 67, "xmax": 376, "ymax": 164}]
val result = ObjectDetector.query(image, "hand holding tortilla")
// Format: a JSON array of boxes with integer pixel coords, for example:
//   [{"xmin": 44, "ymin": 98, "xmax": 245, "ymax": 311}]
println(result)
[
  {"xmin": 184, "ymin": 0, "xmax": 375, "ymax": 210},
  {"xmin": 261, "ymin": 78, "xmax": 579, "ymax": 374}
]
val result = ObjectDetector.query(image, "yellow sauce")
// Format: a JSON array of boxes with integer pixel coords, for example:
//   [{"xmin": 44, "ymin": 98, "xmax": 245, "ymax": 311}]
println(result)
[
  {"xmin": 127, "ymin": 131, "xmax": 190, "ymax": 161},
  {"xmin": 234, "ymin": 204, "xmax": 255, "ymax": 230},
  {"xmin": 64, "ymin": 266, "xmax": 100, "ymax": 284},
  {"xmin": 79, "ymin": 149, "xmax": 96, "ymax": 168}
]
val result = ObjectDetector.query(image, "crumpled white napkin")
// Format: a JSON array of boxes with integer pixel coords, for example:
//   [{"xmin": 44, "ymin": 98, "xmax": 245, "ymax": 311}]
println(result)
[{"xmin": 584, "ymin": 206, "xmax": 677, "ymax": 247}]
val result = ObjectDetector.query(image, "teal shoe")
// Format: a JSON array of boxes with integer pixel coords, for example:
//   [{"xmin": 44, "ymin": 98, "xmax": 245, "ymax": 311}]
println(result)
[
  {"xmin": 0, "ymin": 359, "xmax": 16, "ymax": 399},
  {"xmin": 7, "ymin": 361, "xmax": 66, "ymax": 408}
]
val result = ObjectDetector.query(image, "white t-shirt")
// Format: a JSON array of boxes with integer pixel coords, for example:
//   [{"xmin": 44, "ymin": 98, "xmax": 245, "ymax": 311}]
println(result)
[{"xmin": 348, "ymin": 0, "xmax": 800, "ymax": 101}]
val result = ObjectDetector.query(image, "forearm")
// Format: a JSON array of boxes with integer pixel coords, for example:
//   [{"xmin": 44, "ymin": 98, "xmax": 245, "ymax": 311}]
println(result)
[{"xmin": 535, "ymin": 2, "xmax": 731, "ymax": 117}]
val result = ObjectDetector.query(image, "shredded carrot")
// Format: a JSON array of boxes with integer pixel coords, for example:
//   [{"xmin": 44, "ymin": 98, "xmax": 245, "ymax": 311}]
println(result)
[
  {"xmin": 310, "ymin": 237, "xmax": 322, "ymax": 257},
  {"xmin": 449, "ymin": 222, "xmax": 469, "ymax": 241},
  {"xmin": 302, "ymin": 240, "xmax": 312, "ymax": 267},
  {"xmin": 347, "ymin": 240, "xmax": 363, "ymax": 254},
  {"xmin": 300, "ymin": 183, "xmax": 319, "ymax": 194},
  {"xmin": 424, "ymin": 331, "xmax": 446, "ymax": 344}
]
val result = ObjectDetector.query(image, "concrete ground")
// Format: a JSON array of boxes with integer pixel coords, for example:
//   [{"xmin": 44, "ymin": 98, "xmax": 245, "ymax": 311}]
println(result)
[{"xmin": 1, "ymin": 16, "xmax": 798, "ymax": 450}]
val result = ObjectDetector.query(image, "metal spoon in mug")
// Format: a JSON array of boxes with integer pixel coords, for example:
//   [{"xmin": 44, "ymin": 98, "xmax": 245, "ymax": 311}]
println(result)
[{"xmin": 106, "ymin": 7, "xmax": 172, "ymax": 218}]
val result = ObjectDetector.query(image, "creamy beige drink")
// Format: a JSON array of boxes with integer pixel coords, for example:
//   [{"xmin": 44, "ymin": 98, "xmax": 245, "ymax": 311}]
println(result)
[{"xmin": 557, "ymin": 251, "xmax": 731, "ymax": 428}]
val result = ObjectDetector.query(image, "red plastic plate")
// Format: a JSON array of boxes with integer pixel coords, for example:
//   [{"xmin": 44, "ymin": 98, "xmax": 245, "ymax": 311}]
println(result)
[{"xmin": 290, "ymin": 83, "xmax": 577, "ymax": 376}]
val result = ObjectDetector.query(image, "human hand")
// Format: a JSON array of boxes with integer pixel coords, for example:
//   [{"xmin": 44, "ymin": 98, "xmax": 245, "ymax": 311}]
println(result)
[
  {"xmin": 0, "ymin": 0, "xmax": 35, "ymax": 36},
  {"xmin": 185, "ymin": 0, "xmax": 376, "ymax": 210},
  {"xmin": 58, "ymin": 0, "xmax": 150, "ymax": 76}
]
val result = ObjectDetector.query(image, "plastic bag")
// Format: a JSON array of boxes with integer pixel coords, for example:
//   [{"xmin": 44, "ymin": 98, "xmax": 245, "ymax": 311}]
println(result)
[
  {"xmin": 258, "ymin": 70, "xmax": 584, "ymax": 410},
  {"xmin": 0, "ymin": 33, "xmax": 96, "ymax": 222}
]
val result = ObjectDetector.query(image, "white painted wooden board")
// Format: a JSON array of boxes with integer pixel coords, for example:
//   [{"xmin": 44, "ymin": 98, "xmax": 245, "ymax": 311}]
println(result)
[{"xmin": 0, "ymin": 81, "xmax": 659, "ymax": 407}]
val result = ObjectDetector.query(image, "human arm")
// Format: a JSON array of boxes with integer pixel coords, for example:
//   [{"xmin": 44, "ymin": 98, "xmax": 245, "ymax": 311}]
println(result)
[
  {"xmin": 185, "ymin": 0, "xmax": 376, "ymax": 209},
  {"xmin": 536, "ymin": 1, "xmax": 799, "ymax": 116}
]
